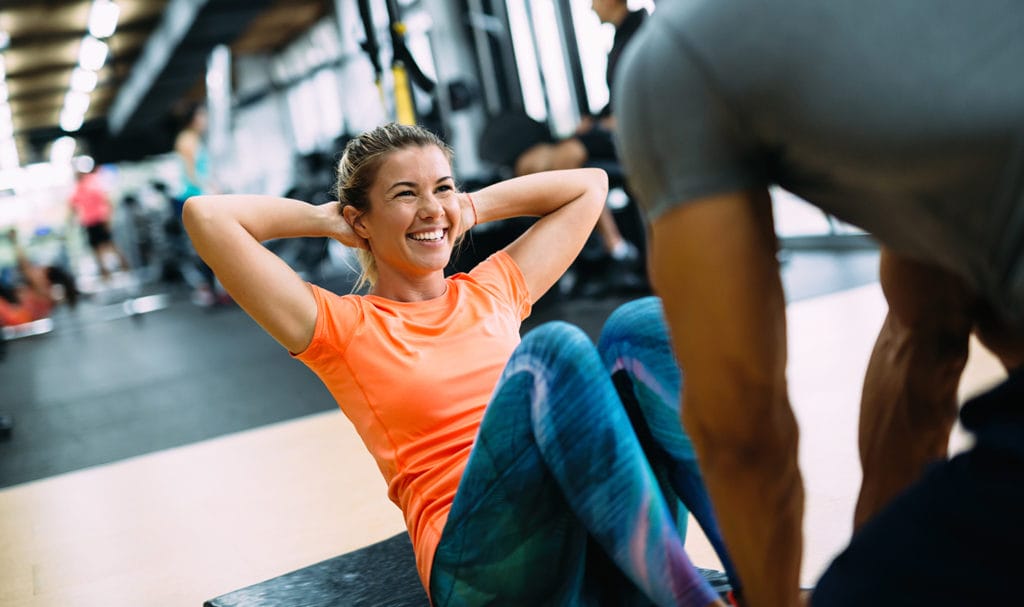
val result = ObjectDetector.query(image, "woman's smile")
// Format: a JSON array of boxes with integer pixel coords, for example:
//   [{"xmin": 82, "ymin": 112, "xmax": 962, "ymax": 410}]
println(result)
[{"xmin": 407, "ymin": 227, "xmax": 448, "ymax": 244}]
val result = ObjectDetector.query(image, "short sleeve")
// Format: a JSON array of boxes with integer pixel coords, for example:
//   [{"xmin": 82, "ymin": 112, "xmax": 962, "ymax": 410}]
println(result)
[
  {"xmin": 464, "ymin": 251, "xmax": 532, "ymax": 321},
  {"xmin": 614, "ymin": 11, "xmax": 765, "ymax": 221},
  {"xmin": 291, "ymin": 284, "xmax": 360, "ymax": 363}
]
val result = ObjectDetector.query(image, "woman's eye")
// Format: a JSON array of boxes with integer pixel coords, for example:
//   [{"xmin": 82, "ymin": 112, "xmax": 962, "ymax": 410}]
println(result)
[
  {"xmin": 397, "ymin": 190, "xmax": 415, "ymax": 197},
  {"xmin": 436, "ymin": 185, "xmax": 453, "ymax": 193}
]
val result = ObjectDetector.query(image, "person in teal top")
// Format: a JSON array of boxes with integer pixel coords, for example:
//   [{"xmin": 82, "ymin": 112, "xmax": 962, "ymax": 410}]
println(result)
[
  {"xmin": 173, "ymin": 103, "xmax": 222, "ymax": 306},
  {"xmin": 174, "ymin": 104, "xmax": 212, "ymax": 206}
]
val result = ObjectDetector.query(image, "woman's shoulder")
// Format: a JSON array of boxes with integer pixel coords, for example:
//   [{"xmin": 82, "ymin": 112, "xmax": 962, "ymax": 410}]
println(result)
[
  {"xmin": 295, "ymin": 285, "xmax": 369, "ymax": 360},
  {"xmin": 310, "ymin": 284, "xmax": 367, "ymax": 311},
  {"xmin": 307, "ymin": 283, "xmax": 370, "ymax": 325},
  {"xmin": 457, "ymin": 251, "xmax": 531, "ymax": 318}
]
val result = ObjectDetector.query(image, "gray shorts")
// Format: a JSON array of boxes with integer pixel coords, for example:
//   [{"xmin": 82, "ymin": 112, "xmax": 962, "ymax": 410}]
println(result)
[{"xmin": 614, "ymin": 0, "xmax": 1024, "ymax": 327}]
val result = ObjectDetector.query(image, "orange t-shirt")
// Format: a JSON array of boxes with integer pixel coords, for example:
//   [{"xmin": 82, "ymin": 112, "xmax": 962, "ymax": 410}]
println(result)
[{"xmin": 294, "ymin": 251, "xmax": 531, "ymax": 591}]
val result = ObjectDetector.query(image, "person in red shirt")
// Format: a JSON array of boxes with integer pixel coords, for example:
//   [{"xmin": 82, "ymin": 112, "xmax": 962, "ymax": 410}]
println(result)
[{"xmin": 69, "ymin": 166, "xmax": 130, "ymax": 281}]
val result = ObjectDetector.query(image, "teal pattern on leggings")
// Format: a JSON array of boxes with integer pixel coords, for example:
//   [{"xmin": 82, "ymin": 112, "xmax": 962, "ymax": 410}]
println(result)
[{"xmin": 430, "ymin": 297, "xmax": 737, "ymax": 606}]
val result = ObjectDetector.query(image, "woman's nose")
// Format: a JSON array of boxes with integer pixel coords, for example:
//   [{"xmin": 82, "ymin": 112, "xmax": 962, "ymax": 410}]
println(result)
[{"xmin": 418, "ymin": 194, "xmax": 443, "ymax": 218}]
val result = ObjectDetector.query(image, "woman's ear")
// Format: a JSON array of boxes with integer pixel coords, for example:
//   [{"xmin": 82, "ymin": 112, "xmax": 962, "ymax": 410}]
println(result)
[{"xmin": 342, "ymin": 205, "xmax": 370, "ymax": 239}]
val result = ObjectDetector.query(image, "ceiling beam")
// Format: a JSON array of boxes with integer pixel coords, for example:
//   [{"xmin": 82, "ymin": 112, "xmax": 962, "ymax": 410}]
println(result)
[{"xmin": 107, "ymin": 0, "xmax": 274, "ymax": 136}]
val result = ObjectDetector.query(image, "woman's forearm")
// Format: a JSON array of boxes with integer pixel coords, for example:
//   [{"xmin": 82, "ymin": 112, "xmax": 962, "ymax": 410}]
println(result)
[
  {"xmin": 471, "ymin": 168, "xmax": 607, "ymax": 225},
  {"xmin": 183, "ymin": 195, "xmax": 340, "ymax": 243}
]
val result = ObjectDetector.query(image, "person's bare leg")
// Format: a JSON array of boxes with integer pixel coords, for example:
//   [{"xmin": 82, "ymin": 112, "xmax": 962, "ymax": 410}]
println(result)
[
  {"xmin": 514, "ymin": 139, "xmax": 588, "ymax": 176},
  {"xmin": 854, "ymin": 249, "xmax": 974, "ymax": 529},
  {"xmin": 546, "ymin": 139, "xmax": 587, "ymax": 171},
  {"xmin": 652, "ymin": 189, "xmax": 803, "ymax": 607},
  {"xmin": 111, "ymin": 244, "xmax": 131, "ymax": 273},
  {"xmin": 596, "ymin": 207, "xmax": 627, "ymax": 254},
  {"xmin": 514, "ymin": 144, "xmax": 553, "ymax": 176},
  {"xmin": 94, "ymin": 241, "xmax": 130, "ymax": 278},
  {"xmin": 92, "ymin": 247, "xmax": 111, "ymax": 281},
  {"xmin": 515, "ymin": 140, "xmax": 633, "ymax": 259}
]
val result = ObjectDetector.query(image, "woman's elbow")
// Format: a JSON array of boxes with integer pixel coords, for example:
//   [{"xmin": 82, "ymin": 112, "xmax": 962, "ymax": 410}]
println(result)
[
  {"xmin": 587, "ymin": 167, "xmax": 609, "ymax": 197},
  {"xmin": 584, "ymin": 169, "xmax": 609, "ymax": 217}
]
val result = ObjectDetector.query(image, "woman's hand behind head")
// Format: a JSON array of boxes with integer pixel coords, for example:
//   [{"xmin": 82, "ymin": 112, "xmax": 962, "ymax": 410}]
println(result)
[{"xmin": 328, "ymin": 201, "xmax": 369, "ymax": 250}]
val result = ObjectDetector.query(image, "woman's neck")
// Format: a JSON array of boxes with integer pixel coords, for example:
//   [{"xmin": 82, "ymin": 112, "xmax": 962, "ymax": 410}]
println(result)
[{"xmin": 369, "ymin": 273, "xmax": 448, "ymax": 302}]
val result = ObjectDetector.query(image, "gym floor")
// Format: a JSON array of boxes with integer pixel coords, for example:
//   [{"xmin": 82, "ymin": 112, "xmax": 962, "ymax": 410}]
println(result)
[{"xmin": 0, "ymin": 247, "xmax": 1006, "ymax": 606}]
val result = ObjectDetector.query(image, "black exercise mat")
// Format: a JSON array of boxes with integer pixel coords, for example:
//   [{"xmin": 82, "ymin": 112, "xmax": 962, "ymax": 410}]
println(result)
[
  {"xmin": 204, "ymin": 532, "xmax": 734, "ymax": 606},
  {"xmin": 204, "ymin": 533, "xmax": 428, "ymax": 607}
]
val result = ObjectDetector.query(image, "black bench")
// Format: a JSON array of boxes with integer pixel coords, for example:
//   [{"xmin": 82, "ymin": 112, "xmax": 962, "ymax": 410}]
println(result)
[
  {"xmin": 205, "ymin": 533, "xmax": 429, "ymax": 607},
  {"xmin": 205, "ymin": 532, "xmax": 733, "ymax": 606}
]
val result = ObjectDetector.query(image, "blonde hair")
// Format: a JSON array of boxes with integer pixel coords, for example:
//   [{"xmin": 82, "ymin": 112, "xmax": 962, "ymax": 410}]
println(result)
[{"xmin": 336, "ymin": 123, "xmax": 454, "ymax": 292}]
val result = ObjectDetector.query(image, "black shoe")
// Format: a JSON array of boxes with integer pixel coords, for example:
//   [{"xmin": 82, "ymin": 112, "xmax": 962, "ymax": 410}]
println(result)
[
  {"xmin": 607, "ymin": 245, "xmax": 649, "ymax": 295},
  {"xmin": 697, "ymin": 567, "xmax": 733, "ymax": 599}
]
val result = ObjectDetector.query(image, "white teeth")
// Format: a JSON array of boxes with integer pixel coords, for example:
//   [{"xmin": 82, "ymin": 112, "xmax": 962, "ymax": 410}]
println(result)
[{"xmin": 409, "ymin": 229, "xmax": 445, "ymax": 241}]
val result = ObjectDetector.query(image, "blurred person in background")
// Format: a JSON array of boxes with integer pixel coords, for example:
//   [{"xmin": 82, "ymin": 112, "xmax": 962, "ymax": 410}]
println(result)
[
  {"xmin": 69, "ymin": 164, "xmax": 131, "ymax": 284},
  {"xmin": 485, "ymin": 0, "xmax": 650, "ymax": 297},
  {"xmin": 0, "ymin": 228, "xmax": 78, "ymax": 327},
  {"xmin": 173, "ymin": 103, "xmax": 227, "ymax": 307}
]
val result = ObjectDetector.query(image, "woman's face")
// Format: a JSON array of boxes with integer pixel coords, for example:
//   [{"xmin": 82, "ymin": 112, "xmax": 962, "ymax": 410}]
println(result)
[{"xmin": 356, "ymin": 145, "xmax": 459, "ymax": 285}]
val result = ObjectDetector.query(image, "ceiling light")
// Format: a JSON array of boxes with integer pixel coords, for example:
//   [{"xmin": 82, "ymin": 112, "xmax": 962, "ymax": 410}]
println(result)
[
  {"xmin": 64, "ymin": 91, "xmax": 91, "ymax": 117},
  {"xmin": 73, "ymin": 155, "xmax": 95, "ymax": 174},
  {"xmin": 0, "ymin": 140, "xmax": 19, "ymax": 170},
  {"xmin": 70, "ymin": 67, "xmax": 98, "ymax": 93},
  {"xmin": 50, "ymin": 136, "xmax": 77, "ymax": 165},
  {"xmin": 89, "ymin": 1, "xmax": 121, "ymax": 39},
  {"xmin": 78, "ymin": 36, "xmax": 109, "ymax": 71},
  {"xmin": 60, "ymin": 109, "xmax": 85, "ymax": 133}
]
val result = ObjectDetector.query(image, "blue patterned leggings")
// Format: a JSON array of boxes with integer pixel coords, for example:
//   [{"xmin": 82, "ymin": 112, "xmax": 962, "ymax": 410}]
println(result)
[{"xmin": 430, "ymin": 297, "xmax": 738, "ymax": 606}]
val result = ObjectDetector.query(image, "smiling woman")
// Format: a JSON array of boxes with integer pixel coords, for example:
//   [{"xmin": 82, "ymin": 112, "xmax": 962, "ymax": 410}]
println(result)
[
  {"xmin": 183, "ymin": 122, "xmax": 734, "ymax": 606},
  {"xmin": 334, "ymin": 123, "xmax": 461, "ymax": 298}
]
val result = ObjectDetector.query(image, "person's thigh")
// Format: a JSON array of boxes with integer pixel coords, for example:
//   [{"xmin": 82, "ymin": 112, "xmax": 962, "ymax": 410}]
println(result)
[
  {"xmin": 430, "ymin": 368, "xmax": 593, "ymax": 607},
  {"xmin": 876, "ymin": 248, "xmax": 976, "ymax": 338}
]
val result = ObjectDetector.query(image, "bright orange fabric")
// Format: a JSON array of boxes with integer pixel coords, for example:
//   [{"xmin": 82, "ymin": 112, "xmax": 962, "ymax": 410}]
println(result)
[
  {"xmin": 294, "ymin": 252, "xmax": 531, "ymax": 591},
  {"xmin": 0, "ymin": 289, "xmax": 52, "ymax": 325}
]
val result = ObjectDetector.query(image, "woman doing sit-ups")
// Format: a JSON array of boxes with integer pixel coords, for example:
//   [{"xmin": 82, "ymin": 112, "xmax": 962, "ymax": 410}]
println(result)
[{"xmin": 183, "ymin": 123, "xmax": 736, "ymax": 606}]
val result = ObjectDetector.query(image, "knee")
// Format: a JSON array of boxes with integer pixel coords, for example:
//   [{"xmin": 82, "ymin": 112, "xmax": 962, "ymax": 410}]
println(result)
[
  {"xmin": 598, "ymin": 296, "xmax": 671, "ymax": 361},
  {"xmin": 547, "ymin": 139, "xmax": 588, "ymax": 170},
  {"xmin": 602, "ymin": 297, "xmax": 665, "ymax": 338},
  {"xmin": 514, "ymin": 144, "xmax": 553, "ymax": 176},
  {"xmin": 518, "ymin": 321, "xmax": 596, "ymax": 368}
]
